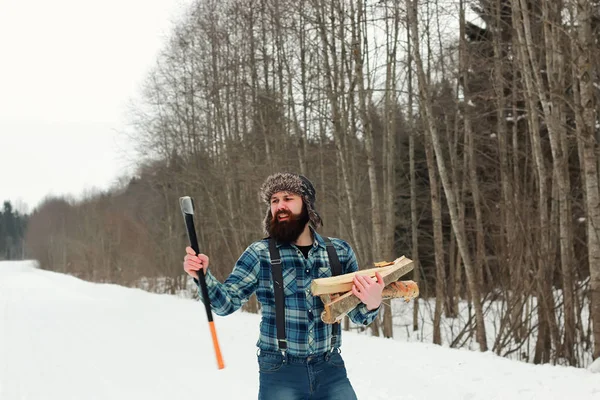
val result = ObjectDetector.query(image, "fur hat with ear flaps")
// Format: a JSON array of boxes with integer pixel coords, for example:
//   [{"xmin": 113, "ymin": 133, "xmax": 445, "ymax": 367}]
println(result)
[{"xmin": 260, "ymin": 173, "xmax": 323, "ymax": 236}]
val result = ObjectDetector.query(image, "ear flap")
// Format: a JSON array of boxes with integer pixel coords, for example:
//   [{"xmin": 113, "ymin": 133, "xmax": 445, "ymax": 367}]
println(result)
[{"xmin": 263, "ymin": 208, "xmax": 273, "ymax": 236}]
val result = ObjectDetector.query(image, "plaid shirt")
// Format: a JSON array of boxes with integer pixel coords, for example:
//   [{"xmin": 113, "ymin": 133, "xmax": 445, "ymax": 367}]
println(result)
[{"xmin": 199, "ymin": 230, "xmax": 379, "ymax": 357}]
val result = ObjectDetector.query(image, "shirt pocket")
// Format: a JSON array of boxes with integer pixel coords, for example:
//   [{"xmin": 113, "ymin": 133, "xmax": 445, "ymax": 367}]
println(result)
[
  {"xmin": 268, "ymin": 267, "xmax": 298, "ymax": 297},
  {"xmin": 317, "ymin": 264, "xmax": 332, "ymax": 279},
  {"xmin": 282, "ymin": 267, "xmax": 298, "ymax": 296}
]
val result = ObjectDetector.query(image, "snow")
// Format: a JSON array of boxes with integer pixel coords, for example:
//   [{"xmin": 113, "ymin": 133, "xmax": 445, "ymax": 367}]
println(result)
[
  {"xmin": 590, "ymin": 358, "xmax": 600, "ymax": 374},
  {"xmin": 1, "ymin": 261, "xmax": 599, "ymax": 400}
]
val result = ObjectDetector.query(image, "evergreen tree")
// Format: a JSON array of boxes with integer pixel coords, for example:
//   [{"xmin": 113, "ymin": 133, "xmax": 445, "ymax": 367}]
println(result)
[{"xmin": 0, "ymin": 201, "xmax": 28, "ymax": 260}]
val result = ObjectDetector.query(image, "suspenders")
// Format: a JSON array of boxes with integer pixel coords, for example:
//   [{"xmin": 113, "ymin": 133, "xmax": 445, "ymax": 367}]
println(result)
[
  {"xmin": 324, "ymin": 238, "xmax": 342, "ymax": 347},
  {"xmin": 268, "ymin": 237, "xmax": 342, "ymax": 354},
  {"xmin": 268, "ymin": 239, "xmax": 288, "ymax": 352}
]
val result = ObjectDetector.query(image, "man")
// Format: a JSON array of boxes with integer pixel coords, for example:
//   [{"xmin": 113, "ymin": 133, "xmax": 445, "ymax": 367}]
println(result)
[{"xmin": 183, "ymin": 173, "xmax": 384, "ymax": 399}]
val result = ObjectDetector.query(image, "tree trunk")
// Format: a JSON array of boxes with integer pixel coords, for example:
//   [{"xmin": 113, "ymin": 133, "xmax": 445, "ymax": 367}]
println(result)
[
  {"xmin": 407, "ymin": 21, "xmax": 421, "ymax": 333},
  {"xmin": 539, "ymin": 0, "xmax": 576, "ymax": 364},
  {"xmin": 576, "ymin": 0, "xmax": 600, "ymax": 361},
  {"xmin": 381, "ymin": 0, "xmax": 400, "ymax": 339},
  {"xmin": 512, "ymin": 0, "xmax": 556, "ymax": 363}
]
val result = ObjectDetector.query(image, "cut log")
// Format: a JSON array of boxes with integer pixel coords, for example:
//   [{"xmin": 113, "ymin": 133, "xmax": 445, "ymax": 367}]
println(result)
[
  {"xmin": 311, "ymin": 256, "xmax": 414, "ymax": 296},
  {"xmin": 320, "ymin": 280, "xmax": 419, "ymax": 324},
  {"xmin": 314, "ymin": 256, "xmax": 416, "ymax": 324},
  {"xmin": 382, "ymin": 280, "xmax": 419, "ymax": 300}
]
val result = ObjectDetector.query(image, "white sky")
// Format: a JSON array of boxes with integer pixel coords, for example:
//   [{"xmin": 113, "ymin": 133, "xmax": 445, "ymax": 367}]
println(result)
[
  {"xmin": 0, "ymin": 0, "xmax": 191, "ymax": 213},
  {"xmin": 1, "ymin": 260, "xmax": 599, "ymax": 399}
]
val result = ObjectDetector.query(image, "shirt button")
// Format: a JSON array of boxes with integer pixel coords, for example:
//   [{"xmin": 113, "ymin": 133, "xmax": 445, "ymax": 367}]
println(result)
[{"xmin": 305, "ymin": 269, "xmax": 310, "ymax": 274}]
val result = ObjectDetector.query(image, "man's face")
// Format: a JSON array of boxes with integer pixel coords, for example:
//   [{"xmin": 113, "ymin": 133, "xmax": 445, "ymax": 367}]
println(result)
[
  {"xmin": 270, "ymin": 191, "xmax": 303, "ymax": 220},
  {"xmin": 268, "ymin": 191, "xmax": 309, "ymax": 243}
]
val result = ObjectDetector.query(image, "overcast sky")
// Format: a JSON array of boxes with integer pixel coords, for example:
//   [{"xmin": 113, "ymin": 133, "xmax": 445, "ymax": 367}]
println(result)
[{"xmin": 0, "ymin": 0, "xmax": 191, "ymax": 213}]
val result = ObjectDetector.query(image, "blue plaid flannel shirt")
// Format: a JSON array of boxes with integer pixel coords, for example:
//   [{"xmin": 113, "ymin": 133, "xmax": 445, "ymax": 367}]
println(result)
[{"xmin": 198, "ymin": 230, "xmax": 379, "ymax": 357}]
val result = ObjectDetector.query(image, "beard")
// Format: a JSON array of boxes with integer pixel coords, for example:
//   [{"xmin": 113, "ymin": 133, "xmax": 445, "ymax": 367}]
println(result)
[{"xmin": 268, "ymin": 205, "xmax": 310, "ymax": 244}]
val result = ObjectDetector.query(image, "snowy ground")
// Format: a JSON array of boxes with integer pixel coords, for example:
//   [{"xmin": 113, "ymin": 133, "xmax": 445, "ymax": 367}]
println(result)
[{"xmin": 1, "ymin": 260, "xmax": 599, "ymax": 400}]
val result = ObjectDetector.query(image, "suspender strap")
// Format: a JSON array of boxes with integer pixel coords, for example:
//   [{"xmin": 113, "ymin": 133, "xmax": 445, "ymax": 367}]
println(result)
[
  {"xmin": 268, "ymin": 238, "xmax": 287, "ymax": 353},
  {"xmin": 323, "ymin": 237, "xmax": 342, "ymax": 276},
  {"xmin": 323, "ymin": 237, "xmax": 342, "ymax": 348}
]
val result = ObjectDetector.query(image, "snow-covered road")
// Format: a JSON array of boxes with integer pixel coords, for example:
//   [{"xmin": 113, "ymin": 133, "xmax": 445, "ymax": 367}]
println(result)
[{"xmin": 1, "ymin": 261, "xmax": 599, "ymax": 399}]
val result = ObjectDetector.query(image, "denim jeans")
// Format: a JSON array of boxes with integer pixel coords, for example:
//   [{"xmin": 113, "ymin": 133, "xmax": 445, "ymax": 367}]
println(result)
[{"xmin": 257, "ymin": 349, "xmax": 358, "ymax": 400}]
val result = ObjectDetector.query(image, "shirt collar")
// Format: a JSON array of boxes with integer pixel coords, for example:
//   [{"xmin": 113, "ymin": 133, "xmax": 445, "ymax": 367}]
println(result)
[{"xmin": 311, "ymin": 229, "xmax": 327, "ymax": 249}]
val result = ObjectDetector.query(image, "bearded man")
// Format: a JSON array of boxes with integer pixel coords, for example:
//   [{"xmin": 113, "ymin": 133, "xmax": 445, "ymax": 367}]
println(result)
[{"xmin": 183, "ymin": 173, "xmax": 384, "ymax": 400}]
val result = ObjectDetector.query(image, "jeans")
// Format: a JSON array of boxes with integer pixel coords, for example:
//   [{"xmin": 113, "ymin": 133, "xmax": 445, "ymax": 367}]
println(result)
[{"xmin": 257, "ymin": 349, "xmax": 358, "ymax": 400}]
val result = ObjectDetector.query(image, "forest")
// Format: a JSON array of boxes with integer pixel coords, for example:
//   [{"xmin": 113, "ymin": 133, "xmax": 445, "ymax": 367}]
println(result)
[{"xmin": 23, "ymin": 0, "xmax": 600, "ymax": 368}]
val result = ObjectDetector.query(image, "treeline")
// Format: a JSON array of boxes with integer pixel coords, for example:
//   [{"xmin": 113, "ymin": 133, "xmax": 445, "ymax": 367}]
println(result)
[
  {"xmin": 25, "ymin": 0, "xmax": 600, "ymax": 368},
  {"xmin": 0, "ymin": 201, "xmax": 28, "ymax": 260}
]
